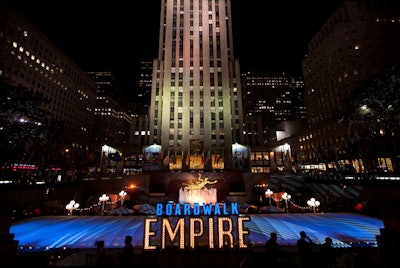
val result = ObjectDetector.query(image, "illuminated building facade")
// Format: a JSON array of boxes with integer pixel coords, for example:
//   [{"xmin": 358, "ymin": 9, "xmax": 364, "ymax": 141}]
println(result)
[{"xmin": 148, "ymin": 0, "xmax": 244, "ymax": 170}]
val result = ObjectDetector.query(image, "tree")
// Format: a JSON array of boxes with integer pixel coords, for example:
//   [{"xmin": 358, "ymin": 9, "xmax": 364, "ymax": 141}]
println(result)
[
  {"xmin": 339, "ymin": 62, "xmax": 400, "ymax": 172},
  {"xmin": 0, "ymin": 78, "xmax": 62, "ymax": 179}
]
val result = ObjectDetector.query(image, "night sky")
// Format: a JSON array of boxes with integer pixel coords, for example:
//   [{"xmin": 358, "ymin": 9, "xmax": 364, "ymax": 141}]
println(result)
[{"xmin": 11, "ymin": 0, "xmax": 342, "ymax": 96}]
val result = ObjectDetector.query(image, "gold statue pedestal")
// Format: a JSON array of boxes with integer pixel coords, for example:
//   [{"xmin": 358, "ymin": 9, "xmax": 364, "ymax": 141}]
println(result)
[
  {"xmin": 178, "ymin": 187, "xmax": 217, "ymax": 206},
  {"xmin": 178, "ymin": 173, "xmax": 218, "ymax": 206}
]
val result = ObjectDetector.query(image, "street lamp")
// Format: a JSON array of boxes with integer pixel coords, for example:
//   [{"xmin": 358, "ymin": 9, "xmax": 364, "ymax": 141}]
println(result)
[
  {"xmin": 99, "ymin": 194, "xmax": 109, "ymax": 215},
  {"xmin": 307, "ymin": 197, "xmax": 320, "ymax": 213},
  {"xmin": 65, "ymin": 200, "xmax": 79, "ymax": 216},
  {"xmin": 265, "ymin": 189, "xmax": 273, "ymax": 212},
  {"xmin": 119, "ymin": 190, "xmax": 127, "ymax": 206},
  {"xmin": 282, "ymin": 192, "xmax": 291, "ymax": 213}
]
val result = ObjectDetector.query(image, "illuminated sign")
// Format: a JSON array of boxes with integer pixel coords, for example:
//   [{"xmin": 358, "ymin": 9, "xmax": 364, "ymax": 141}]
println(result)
[
  {"xmin": 155, "ymin": 202, "xmax": 239, "ymax": 216},
  {"xmin": 144, "ymin": 202, "xmax": 250, "ymax": 250},
  {"xmin": 144, "ymin": 216, "xmax": 250, "ymax": 250}
]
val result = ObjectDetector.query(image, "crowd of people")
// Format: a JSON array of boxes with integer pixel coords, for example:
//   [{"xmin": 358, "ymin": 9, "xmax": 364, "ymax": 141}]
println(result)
[
  {"xmin": 90, "ymin": 235, "xmax": 133, "ymax": 267},
  {"xmin": 86, "ymin": 231, "xmax": 370, "ymax": 267},
  {"xmin": 262, "ymin": 230, "xmax": 363, "ymax": 268}
]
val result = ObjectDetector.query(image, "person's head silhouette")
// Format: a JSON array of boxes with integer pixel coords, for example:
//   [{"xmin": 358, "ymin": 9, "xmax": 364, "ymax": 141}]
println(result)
[
  {"xmin": 300, "ymin": 231, "xmax": 307, "ymax": 238},
  {"xmin": 95, "ymin": 240, "xmax": 104, "ymax": 249},
  {"xmin": 270, "ymin": 232, "xmax": 277, "ymax": 240},
  {"xmin": 124, "ymin": 235, "xmax": 132, "ymax": 245},
  {"xmin": 325, "ymin": 237, "xmax": 332, "ymax": 245}
]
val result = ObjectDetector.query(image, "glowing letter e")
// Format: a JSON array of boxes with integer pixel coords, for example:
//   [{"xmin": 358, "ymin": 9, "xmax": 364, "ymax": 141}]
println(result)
[{"xmin": 144, "ymin": 218, "xmax": 157, "ymax": 250}]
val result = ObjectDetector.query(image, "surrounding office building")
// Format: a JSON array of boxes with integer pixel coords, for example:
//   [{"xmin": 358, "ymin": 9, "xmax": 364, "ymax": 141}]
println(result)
[
  {"xmin": 87, "ymin": 71, "xmax": 121, "ymax": 102},
  {"xmin": 123, "ymin": 104, "xmax": 150, "ymax": 175},
  {"xmin": 137, "ymin": 61, "xmax": 153, "ymax": 108},
  {"xmin": 0, "ymin": 3, "xmax": 98, "ymax": 177},
  {"xmin": 241, "ymin": 71, "xmax": 306, "ymax": 146},
  {"xmin": 87, "ymin": 71, "xmax": 131, "ymax": 149},
  {"xmin": 294, "ymin": 0, "xmax": 400, "ymax": 172},
  {"xmin": 86, "ymin": 71, "xmax": 132, "ymax": 174},
  {"xmin": 122, "ymin": 61, "xmax": 154, "ymax": 174},
  {"xmin": 0, "ymin": 4, "xmax": 97, "ymax": 144},
  {"xmin": 241, "ymin": 71, "xmax": 306, "ymax": 173},
  {"xmin": 148, "ymin": 0, "xmax": 244, "ymax": 171}
]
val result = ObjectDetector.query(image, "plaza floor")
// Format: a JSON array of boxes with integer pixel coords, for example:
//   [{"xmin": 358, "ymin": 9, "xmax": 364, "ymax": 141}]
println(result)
[{"xmin": 11, "ymin": 212, "xmax": 383, "ymax": 250}]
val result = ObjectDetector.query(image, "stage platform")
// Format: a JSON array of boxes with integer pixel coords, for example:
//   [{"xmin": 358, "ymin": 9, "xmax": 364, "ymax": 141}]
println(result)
[{"xmin": 10, "ymin": 212, "xmax": 383, "ymax": 251}]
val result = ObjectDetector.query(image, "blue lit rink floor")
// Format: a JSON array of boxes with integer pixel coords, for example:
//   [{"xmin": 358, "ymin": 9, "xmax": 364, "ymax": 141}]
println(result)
[{"xmin": 10, "ymin": 212, "xmax": 384, "ymax": 251}]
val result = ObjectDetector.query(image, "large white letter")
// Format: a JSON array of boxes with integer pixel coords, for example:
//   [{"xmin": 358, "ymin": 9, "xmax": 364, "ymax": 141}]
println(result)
[
  {"xmin": 189, "ymin": 218, "xmax": 203, "ymax": 248},
  {"xmin": 208, "ymin": 217, "xmax": 214, "ymax": 249},
  {"xmin": 218, "ymin": 217, "xmax": 234, "ymax": 248},
  {"xmin": 144, "ymin": 218, "xmax": 157, "ymax": 250},
  {"xmin": 162, "ymin": 218, "xmax": 185, "ymax": 249},
  {"xmin": 238, "ymin": 216, "xmax": 250, "ymax": 248}
]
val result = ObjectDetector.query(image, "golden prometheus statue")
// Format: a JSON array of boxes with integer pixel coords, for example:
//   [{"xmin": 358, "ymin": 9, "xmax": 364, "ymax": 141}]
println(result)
[{"xmin": 182, "ymin": 173, "xmax": 217, "ymax": 190}]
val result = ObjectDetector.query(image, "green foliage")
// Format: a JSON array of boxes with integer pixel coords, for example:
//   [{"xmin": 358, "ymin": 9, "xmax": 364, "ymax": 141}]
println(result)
[
  {"xmin": 341, "ymin": 63, "xmax": 400, "ymax": 132},
  {"xmin": 0, "ymin": 79, "xmax": 55, "ymax": 164},
  {"xmin": 336, "ymin": 63, "xmax": 400, "ymax": 170}
]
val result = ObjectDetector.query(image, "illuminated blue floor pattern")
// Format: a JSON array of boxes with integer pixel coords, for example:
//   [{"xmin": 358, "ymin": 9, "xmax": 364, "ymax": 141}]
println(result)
[{"xmin": 10, "ymin": 213, "xmax": 383, "ymax": 251}]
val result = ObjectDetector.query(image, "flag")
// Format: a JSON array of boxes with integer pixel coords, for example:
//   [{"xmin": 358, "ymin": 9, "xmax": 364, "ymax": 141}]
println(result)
[
  {"xmin": 157, "ymin": 151, "xmax": 163, "ymax": 163},
  {"xmin": 145, "ymin": 152, "xmax": 151, "ymax": 162},
  {"xmin": 205, "ymin": 151, "xmax": 211, "ymax": 164},
  {"xmin": 105, "ymin": 152, "xmax": 110, "ymax": 161},
  {"xmin": 215, "ymin": 150, "xmax": 223, "ymax": 164},
  {"xmin": 163, "ymin": 151, "xmax": 170, "ymax": 166},
  {"xmin": 185, "ymin": 151, "xmax": 190, "ymax": 166},
  {"xmin": 181, "ymin": 151, "xmax": 184, "ymax": 165},
  {"xmin": 217, "ymin": 150, "xmax": 224, "ymax": 164},
  {"xmin": 152, "ymin": 152, "xmax": 162, "ymax": 163},
  {"xmin": 231, "ymin": 151, "xmax": 238, "ymax": 163},
  {"xmin": 214, "ymin": 153, "xmax": 219, "ymax": 164},
  {"xmin": 113, "ymin": 151, "xmax": 122, "ymax": 162},
  {"xmin": 170, "ymin": 151, "xmax": 177, "ymax": 164}
]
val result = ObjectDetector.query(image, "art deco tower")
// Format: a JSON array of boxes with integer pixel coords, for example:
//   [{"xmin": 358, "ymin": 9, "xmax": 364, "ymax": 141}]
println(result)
[{"xmin": 149, "ymin": 0, "xmax": 243, "ymax": 170}]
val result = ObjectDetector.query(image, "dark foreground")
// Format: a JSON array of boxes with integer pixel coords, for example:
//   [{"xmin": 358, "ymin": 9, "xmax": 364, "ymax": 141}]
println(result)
[{"xmin": 14, "ymin": 246, "xmax": 380, "ymax": 267}]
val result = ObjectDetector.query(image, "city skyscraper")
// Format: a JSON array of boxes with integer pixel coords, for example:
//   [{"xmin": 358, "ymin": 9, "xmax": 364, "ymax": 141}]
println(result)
[
  {"xmin": 87, "ymin": 71, "xmax": 131, "ymax": 149},
  {"xmin": 137, "ymin": 61, "xmax": 153, "ymax": 108},
  {"xmin": 241, "ymin": 71, "xmax": 306, "ymax": 147},
  {"xmin": 296, "ymin": 0, "xmax": 400, "ymax": 172},
  {"xmin": 148, "ymin": 0, "xmax": 244, "ymax": 170}
]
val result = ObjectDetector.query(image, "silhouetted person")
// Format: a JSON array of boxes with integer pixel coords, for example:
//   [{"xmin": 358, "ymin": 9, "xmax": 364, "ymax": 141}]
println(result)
[
  {"xmin": 120, "ymin": 235, "xmax": 134, "ymax": 267},
  {"xmin": 297, "ymin": 231, "xmax": 316, "ymax": 268},
  {"xmin": 318, "ymin": 237, "xmax": 336, "ymax": 268},
  {"xmin": 266, "ymin": 232, "xmax": 279, "ymax": 267},
  {"xmin": 93, "ymin": 240, "xmax": 106, "ymax": 267}
]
